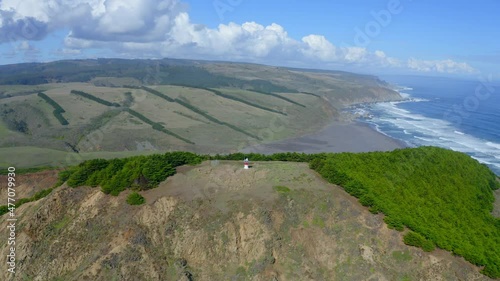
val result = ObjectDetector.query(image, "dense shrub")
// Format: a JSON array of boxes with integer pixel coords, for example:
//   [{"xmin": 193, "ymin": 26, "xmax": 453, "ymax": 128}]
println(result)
[
  {"xmin": 71, "ymin": 90, "xmax": 120, "ymax": 107},
  {"xmin": 141, "ymin": 156, "xmax": 175, "ymax": 188},
  {"xmin": 61, "ymin": 152, "xmax": 204, "ymax": 196},
  {"xmin": 38, "ymin": 92, "xmax": 69, "ymax": 125},
  {"xmin": 86, "ymin": 158, "xmax": 126, "ymax": 187},
  {"xmin": 67, "ymin": 159, "xmax": 109, "ymax": 187},
  {"xmin": 310, "ymin": 146, "xmax": 500, "ymax": 278},
  {"xmin": 174, "ymin": 98, "xmax": 259, "ymax": 140},
  {"xmin": 210, "ymin": 152, "xmax": 319, "ymax": 163},
  {"xmin": 384, "ymin": 216, "xmax": 404, "ymax": 231},
  {"xmin": 247, "ymin": 89, "xmax": 306, "ymax": 107},
  {"xmin": 125, "ymin": 109, "xmax": 194, "ymax": 144},
  {"xmin": 403, "ymin": 231, "xmax": 435, "ymax": 252},
  {"xmin": 0, "ymin": 187, "xmax": 56, "ymax": 216},
  {"xmin": 128, "ymin": 85, "xmax": 263, "ymax": 140},
  {"xmin": 126, "ymin": 192, "xmax": 145, "ymax": 205},
  {"xmin": 172, "ymin": 85, "xmax": 286, "ymax": 115},
  {"xmin": 0, "ymin": 206, "xmax": 8, "ymax": 216}
]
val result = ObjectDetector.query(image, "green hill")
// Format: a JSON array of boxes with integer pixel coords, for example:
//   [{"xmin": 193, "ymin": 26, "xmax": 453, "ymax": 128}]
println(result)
[
  {"xmin": 1, "ymin": 147, "xmax": 499, "ymax": 279},
  {"xmin": 0, "ymin": 59, "xmax": 402, "ymax": 168},
  {"xmin": 310, "ymin": 146, "xmax": 500, "ymax": 278}
]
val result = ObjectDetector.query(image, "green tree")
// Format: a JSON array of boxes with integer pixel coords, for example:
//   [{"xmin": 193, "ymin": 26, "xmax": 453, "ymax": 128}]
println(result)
[{"xmin": 126, "ymin": 192, "xmax": 145, "ymax": 205}]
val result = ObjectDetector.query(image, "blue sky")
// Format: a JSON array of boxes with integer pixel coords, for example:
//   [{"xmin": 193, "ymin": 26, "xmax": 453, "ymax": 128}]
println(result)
[{"xmin": 1, "ymin": 0, "xmax": 499, "ymax": 78}]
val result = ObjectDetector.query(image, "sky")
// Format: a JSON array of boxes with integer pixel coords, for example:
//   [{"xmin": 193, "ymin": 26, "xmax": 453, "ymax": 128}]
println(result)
[{"xmin": 0, "ymin": 0, "xmax": 499, "ymax": 78}]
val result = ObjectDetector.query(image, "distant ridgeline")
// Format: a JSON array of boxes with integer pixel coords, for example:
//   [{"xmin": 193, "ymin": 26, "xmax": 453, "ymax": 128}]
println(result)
[
  {"xmin": 0, "ymin": 59, "xmax": 297, "ymax": 93},
  {"xmin": 0, "ymin": 147, "xmax": 499, "ymax": 277}
]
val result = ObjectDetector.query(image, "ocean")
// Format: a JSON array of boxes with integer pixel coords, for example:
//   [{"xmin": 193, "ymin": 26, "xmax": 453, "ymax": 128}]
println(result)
[{"xmin": 354, "ymin": 75, "xmax": 500, "ymax": 175}]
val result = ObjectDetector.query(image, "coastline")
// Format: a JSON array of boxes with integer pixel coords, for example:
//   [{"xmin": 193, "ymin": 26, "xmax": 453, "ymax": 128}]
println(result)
[{"xmin": 240, "ymin": 119, "xmax": 407, "ymax": 155}]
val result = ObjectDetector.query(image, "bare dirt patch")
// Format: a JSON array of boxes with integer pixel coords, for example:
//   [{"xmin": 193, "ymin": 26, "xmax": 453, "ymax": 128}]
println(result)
[
  {"xmin": 0, "ymin": 169, "xmax": 59, "ymax": 199},
  {"xmin": 143, "ymin": 161, "xmax": 328, "ymax": 211}
]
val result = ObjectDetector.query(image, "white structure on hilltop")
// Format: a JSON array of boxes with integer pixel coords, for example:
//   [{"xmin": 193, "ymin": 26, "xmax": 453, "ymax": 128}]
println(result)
[{"xmin": 244, "ymin": 158, "xmax": 249, "ymax": 169}]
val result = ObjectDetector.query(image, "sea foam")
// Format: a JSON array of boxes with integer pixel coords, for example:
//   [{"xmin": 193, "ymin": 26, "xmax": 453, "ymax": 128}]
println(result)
[{"xmin": 364, "ymin": 91, "xmax": 500, "ymax": 174}]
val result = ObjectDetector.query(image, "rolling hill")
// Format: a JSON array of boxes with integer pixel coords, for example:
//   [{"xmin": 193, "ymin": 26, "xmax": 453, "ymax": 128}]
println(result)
[{"xmin": 0, "ymin": 59, "xmax": 401, "ymax": 168}]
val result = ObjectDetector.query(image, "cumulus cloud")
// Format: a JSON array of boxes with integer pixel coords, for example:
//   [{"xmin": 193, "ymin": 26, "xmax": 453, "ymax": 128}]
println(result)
[
  {"xmin": 0, "ymin": 0, "xmax": 476, "ymax": 75},
  {"xmin": 0, "ymin": 10, "xmax": 47, "ymax": 43},
  {"xmin": 407, "ymin": 58, "xmax": 477, "ymax": 74},
  {"xmin": 301, "ymin": 35, "xmax": 337, "ymax": 61},
  {"xmin": 0, "ymin": 0, "xmax": 185, "ymax": 42}
]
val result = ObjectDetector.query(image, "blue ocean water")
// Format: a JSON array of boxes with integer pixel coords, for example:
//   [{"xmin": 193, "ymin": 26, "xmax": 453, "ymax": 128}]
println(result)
[{"xmin": 355, "ymin": 75, "xmax": 500, "ymax": 175}]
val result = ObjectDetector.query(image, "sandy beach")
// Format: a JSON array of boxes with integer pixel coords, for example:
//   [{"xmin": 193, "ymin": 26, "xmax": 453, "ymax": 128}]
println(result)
[{"xmin": 241, "ymin": 120, "xmax": 406, "ymax": 154}]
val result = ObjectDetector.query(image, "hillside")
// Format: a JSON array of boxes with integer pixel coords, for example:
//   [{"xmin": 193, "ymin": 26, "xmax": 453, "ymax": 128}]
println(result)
[
  {"xmin": 0, "ymin": 160, "xmax": 494, "ymax": 281},
  {"xmin": 0, "ymin": 59, "xmax": 401, "ymax": 168},
  {"xmin": 311, "ymin": 147, "xmax": 500, "ymax": 277}
]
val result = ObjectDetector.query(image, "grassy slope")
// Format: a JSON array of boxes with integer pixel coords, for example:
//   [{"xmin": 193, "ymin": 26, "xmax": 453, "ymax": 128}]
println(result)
[
  {"xmin": 0, "ymin": 82, "xmax": 332, "ymax": 166},
  {"xmin": 0, "ymin": 146, "xmax": 159, "ymax": 168},
  {"xmin": 0, "ymin": 60, "xmax": 401, "ymax": 166}
]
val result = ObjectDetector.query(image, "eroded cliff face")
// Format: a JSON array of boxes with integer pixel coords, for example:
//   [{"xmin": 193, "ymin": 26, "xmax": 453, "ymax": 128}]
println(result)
[
  {"xmin": 0, "ymin": 162, "xmax": 492, "ymax": 281},
  {"xmin": 0, "ymin": 170, "xmax": 59, "ymax": 199}
]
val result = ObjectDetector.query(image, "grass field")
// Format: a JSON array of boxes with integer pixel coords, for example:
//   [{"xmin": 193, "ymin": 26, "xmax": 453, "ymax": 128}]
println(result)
[
  {"xmin": 0, "ymin": 146, "xmax": 159, "ymax": 168},
  {"xmin": 0, "ymin": 62, "xmax": 402, "ymax": 166},
  {"xmin": 0, "ymin": 81, "xmax": 336, "ymax": 166}
]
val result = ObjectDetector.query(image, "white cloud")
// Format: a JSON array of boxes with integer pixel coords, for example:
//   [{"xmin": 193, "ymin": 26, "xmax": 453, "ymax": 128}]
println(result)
[
  {"xmin": 373, "ymin": 50, "xmax": 401, "ymax": 67},
  {"xmin": 342, "ymin": 47, "xmax": 368, "ymax": 63},
  {"xmin": 301, "ymin": 35, "xmax": 337, "ymax": 61},
  {"xmin": 407, "ymin": 58, "xmax": 477, "ymax": 74},
  {"xmin": 16, "ymin": 41, "xmax": 33, "ymax": 51},
  {"xmin": 0, "ymin": 0, "xmax": 478, "ymax": 75}
]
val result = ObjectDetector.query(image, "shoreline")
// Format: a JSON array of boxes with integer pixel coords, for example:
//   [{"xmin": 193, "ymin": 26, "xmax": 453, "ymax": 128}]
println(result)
[{"xmin": 240, "ymin": 119, "xmax": 407, "ymax": 155}]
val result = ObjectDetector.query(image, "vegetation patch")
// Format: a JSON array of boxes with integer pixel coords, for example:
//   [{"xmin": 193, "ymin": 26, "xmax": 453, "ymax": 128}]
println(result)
[
  {"xmin": 124, "ymin": 86, "xmax": 175, "ymax": 102},
  {"xmin": 125, "ymin": 86, "xmax": 258, "ymax": 141},
  {"xmin": 37, "ymin": 92, "xmax": 69, "ymax": 125},
  {"xmin": 53, "ymin": 215, "xmax": 72, "ymax": 230},
  {"xmin": 174, "ymin": 97, "xmax": 260, "ymax": 140},
  {"xmin": 310, "ymin": 146, "xmax": 500, "ymax": 278},
  {"xmin": 0, "ymin": 186, "xmax": 56, "ymax": 216},
  {"xmin": 63, "ymin": 152, "xmax": 203, "ymax": 196},
  {"xmin": 211, "ymin": 152, "xmax": 319, "ymax": 162},
  {"xmin": 300, "ymin": 91, "xmax": 321, "ymax": 97},
  {"xmin": 210, "ymin": 88, "xmax": 287, "ymax": 115},
  {"xmin": 391, "ymin": 250, "xmax": 413, "ymax": 262},
  {"xmin": 122, "ymin": 92, "xmax": 134, "ymax": 107},
  {"xmin": 126, "ymin": 192, "xmax": 145, "ymax": 205},
  {"xmin": 273, "ymin": 185, "xmax": 291, "ymax": 194},
  {"xmin": 173, "ymin": 110, "xmax": 209, "ymax": 124},
  {"xmin": 70, "ymin": 90, "xmax": 120, "ymax": 107},
  {"xmin": 172, "ymin": 84, "xmax": 287, "ymax": 115},
  {"xmin": 403, "ymin": 231, "xmax": 435, "ymax": 252},
  {"xmin": 248, "ymin": 89, "xmax": 306, "ymax": 107},
  {"xmin": 312, "ymin": 215, "xmax": 325, "ymax": 228},
  {"xmin": 0, "ymin": 166, "xmax": 56, "ymax": 175},
  {"xmin": 125, "ymin": 108, "xmax": 194, "ymax": 144},
  {"xmin": 76, "ymin": 109, "xmax": 122, "ymax": 144}
]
